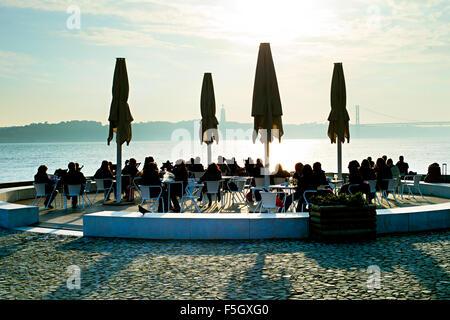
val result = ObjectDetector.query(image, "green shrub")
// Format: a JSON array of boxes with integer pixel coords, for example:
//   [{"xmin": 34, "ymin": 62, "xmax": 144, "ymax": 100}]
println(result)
[{"xmin": 309, "ymin": 192, "xmax": 369, "ymax": 207}]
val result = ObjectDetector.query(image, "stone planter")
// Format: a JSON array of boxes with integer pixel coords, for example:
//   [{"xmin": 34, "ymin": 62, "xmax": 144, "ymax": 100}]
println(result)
[{"xmin": 309, "ymin": 204, "xmax": 377, "ymax": 242}]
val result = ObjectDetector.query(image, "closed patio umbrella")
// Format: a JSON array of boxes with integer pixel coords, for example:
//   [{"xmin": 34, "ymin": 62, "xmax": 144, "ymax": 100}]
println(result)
[
  {"xmin": 327, "ymin": 62, "xmax": 350, "ymax": 179},
  {"xmin": 200, "ymin": 72, "xmax": 219, "ymax": 165},
  {"xmin": 107, "ymin": 57, "xmax": 133, "ymax": 203},
  {"xmin": 252, "ymin": 43, "xmax": 283, "ymax": 188}
]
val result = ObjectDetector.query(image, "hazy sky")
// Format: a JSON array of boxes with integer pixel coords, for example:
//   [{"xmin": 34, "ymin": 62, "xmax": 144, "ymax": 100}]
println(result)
[{"xmin": 0, "ymin": 0, "xmax": 449, "ymax": 126}]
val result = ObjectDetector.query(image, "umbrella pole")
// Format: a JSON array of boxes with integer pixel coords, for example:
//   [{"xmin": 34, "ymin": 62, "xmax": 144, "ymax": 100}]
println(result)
[
  {"xmin": 264, "ymin": 137, "xmax": 270, "ymax": 188},
  {"xmin": 116, "ymin": 132, "xmax": 122, "ymax": 203},
  {"xmin": 207, "ymin": 143, "xmax": 212, "ymax": 165},
  {"xmin": 337, "ymin": 140, "xmax": 342, "ymax": 179}
]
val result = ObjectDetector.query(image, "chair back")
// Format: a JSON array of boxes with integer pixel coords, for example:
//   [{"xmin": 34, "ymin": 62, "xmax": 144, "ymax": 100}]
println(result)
[
  {"xmin": 303, "ymin": 190, "xmax": 318, "ymax": 206},
  {"xmin": 348, "ymin": 184, "xmax": 360, "ymax": 195},
  {"xmin": 205, "ymin": 181, "xmax": 220, "ymax": 194},
  {"xmin": 185, "ymin": 182, "xmax": 202, "ymax": 196},
  {"xmin": 140, "ymin": 185, "xmax": 162, "ymax": 200},
  {"xmin": 33, "ymin": 183, "xmax": 47, "ymax": 196},
  {"xmin": 365, "ymin": 180, "xmax": 377, "ymax": 193},
  {"xmin": 384, "ymin": 179, "xmax": 396, "ymax": 192},
  {"xmin": 274, "ymin": 177, "xmax": 287, "ymax": 185},
  {"xmin": 193, "ymin": 171, "xmax": 204, "ymax": 179},
  {"xmin": 229, "ymin": 178, "xmax": 246, "ymax": 192},
  {"xmin": 67, "ymin": 185, "xmax": 82, "ymax": 196},
  {"xmin": 95, "ymin": 179, "xmax": 106, "ymax": 191},
  {"xmin": 254, "ymin": 177, "xmax": 265, "ymax": 187},
  {"xmin": 260, "ymin": 192, "xmax": 277, "ymax": 209},
  {"xmin": 413, "ymin": 175, "xmax": 422, "ymax": 187}
]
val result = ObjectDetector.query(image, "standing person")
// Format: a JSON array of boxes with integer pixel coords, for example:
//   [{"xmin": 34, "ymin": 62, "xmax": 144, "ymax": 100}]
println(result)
[
  {"xmin": 63, "ymin": 162, "xmax": 86, "ymax": 209},
  {"xmin": 93, "ymin": 160, "xmax": 115, "ymax": 201},
  {"xmin": 199, "ymin": 163, "xmax": 222, "ymax": 206},
  {"xmin": 34, "ymin": 165, "xmax": 58, "ymax": 209},
  {"xmin": 396, "ymin": 156, "xmax": 409, "ymax": 177}
]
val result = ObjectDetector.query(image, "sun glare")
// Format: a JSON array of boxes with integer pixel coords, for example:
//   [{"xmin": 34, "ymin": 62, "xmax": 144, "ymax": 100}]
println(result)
[{"xmin": 225, "ymin": 0, "xmax": 332, "ymax": 45}]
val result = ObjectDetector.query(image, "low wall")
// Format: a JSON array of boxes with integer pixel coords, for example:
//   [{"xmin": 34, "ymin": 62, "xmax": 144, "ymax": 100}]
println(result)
[
  {"xmin": 83, "ymin": 211, "xmax": 310, "ymax": 240},
  {"xmin": 0, "ymin": 202, "xmax": 39, "ymax": 228}
]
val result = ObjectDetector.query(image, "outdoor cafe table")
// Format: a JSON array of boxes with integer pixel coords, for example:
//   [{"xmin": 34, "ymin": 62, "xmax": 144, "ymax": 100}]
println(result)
[
  {"xmin": 328, "ymin": 179, "xmax": 343, "ymax": 194},
  {"xmin": 269, "ymin": 184, "xmax": 296, "ymax": 194}
]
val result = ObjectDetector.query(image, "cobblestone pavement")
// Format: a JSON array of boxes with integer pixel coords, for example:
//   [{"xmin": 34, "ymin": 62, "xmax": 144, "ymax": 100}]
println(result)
[{"xmin": 0, "ymin": 228, "xmax": 448, "ymax": 300}]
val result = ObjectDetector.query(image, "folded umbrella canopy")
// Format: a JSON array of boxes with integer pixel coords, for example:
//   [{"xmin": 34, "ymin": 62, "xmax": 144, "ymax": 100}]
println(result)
[
  {"xmin": 327, "ymin": 62, "xmax": 350, "ymax": 178},
  {"xmin": 252, "ymin": 43, "xmax": 283, "ymax": 187},
  {"xmin": 200, "ymin": 72, "xmax": 219, "ymax": 165},
  {"xmin": 107, "ymin": 57, "xmax": 133, "ymax": 203}
]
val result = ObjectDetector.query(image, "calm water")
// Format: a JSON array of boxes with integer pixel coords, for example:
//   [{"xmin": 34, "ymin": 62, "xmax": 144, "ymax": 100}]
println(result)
[{"xmin": 0, "ymin": 138, "xmax": 449, "ymax": 182}]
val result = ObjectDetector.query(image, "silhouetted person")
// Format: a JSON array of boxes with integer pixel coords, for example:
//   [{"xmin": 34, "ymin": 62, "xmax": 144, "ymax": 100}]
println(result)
[
  {"xmin": 282, "ymin": 164, "xmax": 319, "ymax": 212},
  {"xmin": 63, "ymin": 162, "xmax": 86, "ymax": 209},
  {"xmin": 244, "ymin": 157, "xmax": 255, "ymax": 176},
  {"xmin": 360, "ymin": 159, "xmax": 376, "ymax": 181},
  {"xmin": 34, "ymin": 165, "xmax": 58, "ymax": 208},
  {"xmin": 375, "ymin": 157, "xmax": 392, "ymax": 192},
  {"xmin": 217, "ymin": 156, "xmax": 231, "ymax": 176},
  {"xmin": 387, "ymin": 158, "xmax": 400, "ymax": 179},
  {"xmin": 396, "ymin": 156, "xmax": 409, "ymax": 177},
  {"xmin": 122, "ymin": 158, "xmax": 139, "ymax": 196},
  {"xmin": 367, "ymin": 157, "xmax": 375, "ymax": 169},
  {"xmin": 170, "ymin": 160, "xmax": 188, "ymax": 212},
  {"xmin": 94, "ymin": 160, "xmax": 114, "ymax": 200},
  {"xmin": 340, "ymin": 160, "xmax": 372, "ymax": 201},
  {"xmin": 160, "ymin": 160, "xmax": 174, "ymax": 173},
  {"xmin": 382, "ymin": 155, "xmax": 388, "ymax": 163},
  {"xmin": 199, "ymin": 163, "xmax": 222, "ymax": 206},
  {"xmin": 425, "ymin": 163, "xmax": 442, "ymax": 183},
  {"xmin": 312, "ymin": 162, "xmax": 328, "ymax": 186}
]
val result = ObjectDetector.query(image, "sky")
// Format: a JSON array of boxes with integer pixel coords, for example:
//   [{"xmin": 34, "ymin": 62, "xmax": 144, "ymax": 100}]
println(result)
[{"xmin": 0, "ymin": 0, "xmax": 449, "ymax": 127}]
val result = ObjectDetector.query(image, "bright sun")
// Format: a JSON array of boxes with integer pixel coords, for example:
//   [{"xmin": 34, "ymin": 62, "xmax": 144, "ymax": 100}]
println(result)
[{"xmin": 224, "ymin": 0, "xmax": 331, "ymax": 45}]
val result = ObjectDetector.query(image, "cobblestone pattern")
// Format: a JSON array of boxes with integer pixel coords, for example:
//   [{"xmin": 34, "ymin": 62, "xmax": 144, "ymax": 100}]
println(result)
[{"xmin": 0, "ymin": 228, "xmax": 448, "ymax": 300}]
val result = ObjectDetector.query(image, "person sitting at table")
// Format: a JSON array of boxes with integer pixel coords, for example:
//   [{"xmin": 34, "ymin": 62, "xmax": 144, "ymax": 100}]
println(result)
[
  {"xmin": 94, "ymin": 160, "xmax": 115, "ymax": 201},
  {"xmin": 359, "ymin": 159, "xmax": 376, "ymax": 181},
  {"xmin": 396, "ymin": 156, "xmax": 409, "ymax": 178},
  {"xmin": 367, "ymin": 156, "xmax": 375, "ymax": 169},
  {"xmin": 281, "ymin": 164, "xmax": 318, "ymax": 212},
  {"xmin": 375, "ymin": 157, "xmax": 392, "ymax": 192},
  {"xmin": 34, "ymin": 165, "xmax": 58, "ymax": 209},
  {"xmin": 425, "ymin": 163, "xmax": 443, "ymax": 183},
  {"xmin": 122, "ymin": 158, "xmax": 139, "ymax": 197},
  {"xmin": 270, "ymin": 163, "xmax": 290, "ymax": 184},
  {"xmin": 244, "ymin": 157, "xmax": 255, "ymax": 176},
  {"xmin": 170, "ymin": 159, "xmax": 188, "ymax": 212},
  {"xmin": 387, "ymin": 158, "xmax": 400, "ymax": 179},
  {"xmin": 228, "ymin": 157, "xmax": 242, "ymax": 176},
  {"xmin": 312, "ymin": 162, "xmax": 328, "ymax": 187},
  {"xmin": 137, "ymin": 162, "xmax": 175, "ymax": 213},
  {"xmin": 192, "ymin": 157, "xmax": 205, "ymax": 172},
  {"xmin": 217, "ymin": 156, "xmax": 231, "ymax": 176},
  {"xmin": 62, "ymin": 162, "xmax": 86, "ymax": 209},
  {"xmin": 340, "ymin": 160, "xmax": 372, "ymax": 201},
  {"xmin": 198, "ymin": 162, "xmax": 222, "ymax": 206}
]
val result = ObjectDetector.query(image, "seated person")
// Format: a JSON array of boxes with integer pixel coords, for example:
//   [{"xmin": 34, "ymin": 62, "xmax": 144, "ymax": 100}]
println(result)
[
  {"xmin": 312, "ymin": 162, "xmax": 329, "ymax": 187},
  {"xmin": 270, "ymin": 163, "xmax": 290, "ymax": 185},
  {"xmin": 387, "ymin": 158, "xmax": 400, "ymax": 179},
  {"xmin": 138, "ymin": 162, "xmax": 177, "ymax": 213},
  {"xmin": 375, "ymin": 157, "xmax": 392, "ymax": 191},
  {"xmin": 170, "ymin": 160, "xmax": 188, "ymax": 212},
  {"xmin": 396, "ymin": 156, "xmax": 409, "ymax": 178},
  {"xmin": 425, "ymin": 163, "xmax": 442, "ymax": 183},
  {"xmin": 359, "ymin": 159, "xmax": 376, "ymax": 181},
  {"xmin": 217, "ymin": 156, "xmax": 231, "ymax": 176},
  {"xmin": 62, "ymin": 162, "xmax": 86, "ymax": 209},
  {"xmin": 340, "ymin": 160, "xmax": 372, "ymax": 202},
  {"xmin": 160, "ymin": 160, "xmax": 174, "ymax": 173},
  {"xmin": 228, "ymin": 157, "xmax": 242, "ymax": 176},
  {"xmin": 282, "ymin": 164, "xmax": 319, "ymax": 212},
  {"xmin": 93, "ymin": 160, "xmax": 115, "ymax": 200},
  {"xmin": 34, "ymin": 165, "xmax": 58, "ymax": 208},
  {"xmin": 199, "ymin": 163, "xmax": 222, "ymax": 206},
  {"xmin": 122, "ymin": 158, "xmax": 139, "ymax": 195},
  {"xmin": 244, "ymin": 157, "xmax": 255, "ymax": 176},
  {"xmin": 192, "ymin": 157, "xmax": 205, "ymax": 172}
]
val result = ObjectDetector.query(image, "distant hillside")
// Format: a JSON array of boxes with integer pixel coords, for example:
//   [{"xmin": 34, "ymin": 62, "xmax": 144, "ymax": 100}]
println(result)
[{"xmin": 0, "ymin": 120, "xmax": 449, "ymax": 142}]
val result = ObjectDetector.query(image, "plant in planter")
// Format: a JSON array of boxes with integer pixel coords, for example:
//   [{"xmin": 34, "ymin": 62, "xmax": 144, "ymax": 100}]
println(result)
[{"xmin": 308, "ymin": 192, "xmax": 377, "ymax": 242}]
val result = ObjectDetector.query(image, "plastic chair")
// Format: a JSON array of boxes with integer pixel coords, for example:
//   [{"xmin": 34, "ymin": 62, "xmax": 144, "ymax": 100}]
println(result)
[
  {"xmin": 227, "ymin": 177, "xmax": 247, "ymax": 205},
  {"xmin": 302, "ymin": 190, "xmax": 317, "ymax": 212},
  {"xmin": 139, "ymin": 185, "xmax": 164, "ymax": 213},
  {"xmin": 403, "ymin": 174, "xmax": 423, "ymax": 199},
  {"xmin": 203, "ymin": 180, "xmax": 222, "ymax": 208},
  {"xmin": 348, "ymin": 184, "xmax": 361, "ymax": 195},
  {"xmin": 66, "ymin": 184, "xmax": 87, "ymax": 209},
  {"xmin": 181, "ymin": 182, "xmax": 203, "ymax": 213},
  {"xmin": 365, "ymin": 180, "xmax": 381, "ymax": 206},
  {"xmin": 381, "ymin": 179, "xmax": 398, "ymax": 207},
  {"xmin": 32, "ymin": 183, "xmax": 51, "ymax": 209},
  {"xmin": 259, "ymin": 191, "xmax": 285, "ymax": 213}
]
